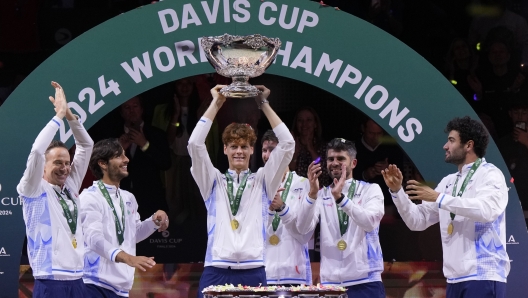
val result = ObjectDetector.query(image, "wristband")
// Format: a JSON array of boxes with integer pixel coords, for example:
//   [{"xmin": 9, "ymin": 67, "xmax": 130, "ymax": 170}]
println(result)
[
  {"xmin": 257, "ymin": 99, "xmax": 269, "ymax": 109},
  {"xmin": 274, "ymin": 203, "xmax": 286, "ymax": 213},
  {"xmin": 335, "ymin": 193, "xmax": 345, "ymax": 204}
]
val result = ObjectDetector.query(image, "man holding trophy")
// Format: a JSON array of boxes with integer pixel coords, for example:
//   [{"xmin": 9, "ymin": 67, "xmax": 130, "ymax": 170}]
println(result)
[{"xmin": 188, "ymin": 84, "xmax": 294, "ymax": 297}]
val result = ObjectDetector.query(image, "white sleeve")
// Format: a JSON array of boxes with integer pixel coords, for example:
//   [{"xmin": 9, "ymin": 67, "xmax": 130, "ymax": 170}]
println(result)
[
  {"xmin": 296, "ymin": 193, "xmax": 321, "ymax": 235},
  {"xmin": 391, "ymin": 188, "xmax": 440, "ymax": 231},
  {"xmin": 436, "ymin": 167, "xmax": 508, "ymax": 223},
  {"xmin": 339, "ymin": 184, "xmax": 384, "ymax": 232},
  {"xmin": 135, "ymin": 203, "xmax": 158, "ymax": 243},
  {"xmin": 17, "ymin": 117, "xmax": 61, "ymax": 198},
  {"xmin": 279, "ymin": 179, "xmax": 313, "ymax": 244},
  {"xmin": 263, "ymin": 123, "xmax": 294, "ymax": 199},
  {"xmin": 68, "ymin": 118, "xmax": 94, "ymax": 192},
  {"xmin": 80, "ymin": 191, "xmax": 122, "ymax": 262},
  {"xmin": 188, "ymin": 117, "xmax": 219, "ymax": 200}
]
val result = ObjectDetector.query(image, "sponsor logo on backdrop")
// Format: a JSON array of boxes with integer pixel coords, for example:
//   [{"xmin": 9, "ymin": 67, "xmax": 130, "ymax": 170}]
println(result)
[
  {"xmin": 1, "ymin": 196, "xmax": 22, "ymax": 206},
  {"xmin": 507, "ymin": 235, "xmax": 519, "ymax": 245},
  {"xmin": 150, "ymin": 230, "xmax": 183, "ymax": 248}
]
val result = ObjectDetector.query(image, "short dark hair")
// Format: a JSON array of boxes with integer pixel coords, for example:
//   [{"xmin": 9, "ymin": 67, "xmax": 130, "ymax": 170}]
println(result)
[
  {"xmin": 261, "ymin": 130, "xmax": 278, "ymax": 145},
  {"xmin": 45, "ymin": 140, "xmax": 68, "ymax": 156},
  {"xmin": 445, "ymin": 116, "xmax": 489, "ymax": 158},
  {"xmin": 327, "ymin": 138, "xmax": 357, "ymax": 159},
  {"xmin": 89, "ymin": 138, "xmax": 124, "ymax": 180}
]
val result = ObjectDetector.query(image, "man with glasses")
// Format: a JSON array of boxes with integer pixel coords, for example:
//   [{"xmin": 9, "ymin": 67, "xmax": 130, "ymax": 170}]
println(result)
[
  {"xmin": 17, "ymin": 82, "xmax": 93, "ymax": 297},
  {"xmin": 297, "ymin": 138, "xmax": 386, "ymax": 298}
]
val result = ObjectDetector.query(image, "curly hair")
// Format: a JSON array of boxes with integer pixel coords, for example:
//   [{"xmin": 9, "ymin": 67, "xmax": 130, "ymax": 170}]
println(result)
[
  {"xmin": 445, "ymin": 116, "xmax": 489, "ymax": 158},
  {"xmin": 89, "ymin": 138, "xmax": 124, "ymax": 180},
  {"xmin": 222, "ymin": 123, "xmax": 257, "ymax": 146}
]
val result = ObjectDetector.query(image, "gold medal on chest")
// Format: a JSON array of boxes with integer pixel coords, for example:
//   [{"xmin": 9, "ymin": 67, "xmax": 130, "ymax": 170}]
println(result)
[
  {"xmin": 231, "ymin": 219, "xmax": 240, "ymax": 230},
  {"xmin": 447, "ymin": 222, "xmax": 454, "ymax": 235},
  {"xmin": 337, "ymin": 239, "xmax": 347, "ymax": 251},
  {"xmin": 269, "ymin": 234, "xmax": 280, "ymax": 245}
]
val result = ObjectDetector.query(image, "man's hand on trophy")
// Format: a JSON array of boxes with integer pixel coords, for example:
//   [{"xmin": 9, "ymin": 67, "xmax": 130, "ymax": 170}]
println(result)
[
  {"xmin": 254, "ymin": 85, "xmax": 270, "ymax": 103},
  {"xmin": 210, "ymin": 85, "xmax": 227, "ymax": 108}
]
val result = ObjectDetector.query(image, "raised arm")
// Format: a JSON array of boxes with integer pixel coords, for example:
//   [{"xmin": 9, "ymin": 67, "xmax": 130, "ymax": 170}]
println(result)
[
  {"xmin": 17, "ymin": 82, "xmax": 69, "ymax": 198},
  {"xmin": 188, "ymin": 85, "xmax": 226, "ymax": 200},
  {"xmin": 258, "ymin": 86, "xmax": 295, "ymax": 197},
  {"xmin": 382, "ymin": 164, "xmax": 439, "ymax": 231},
  {"xmin": 296, "ymin": 162, "xmax": 322, "ymax": 235}
]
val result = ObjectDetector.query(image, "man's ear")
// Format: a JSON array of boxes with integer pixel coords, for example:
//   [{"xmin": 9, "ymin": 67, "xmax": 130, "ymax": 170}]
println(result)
[
  {"xmin": 223, "ymin": 144, "xmax": 227, "ymax": 155},
  {"xmin": 98, "ymin": 160, "xmax": 107, "ymax": 171},
  {"xmin": 249, "ymin": 146, "xmax": 254, "ymax": 155},
  {"xmin": 466, "ymin": 140, "xmax": 474, "ymax": 151}
]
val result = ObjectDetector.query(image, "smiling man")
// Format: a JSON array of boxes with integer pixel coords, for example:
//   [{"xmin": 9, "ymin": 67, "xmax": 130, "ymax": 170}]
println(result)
[
  {"xmin": 17, "ymin": 82, "xmax": 93, "ymax": 297},
  {"xmin": 80, "ymin": 138, "xmax": 168, "ymax": 297},
  {"xmin": 188, "ymin": 85, "xmax": 294, "ymax": 297},
  {"xmin": 296, "ymin": 138, "xmax": 385, "ymax": 298},
  {"xmin": 382, "ymin": 116, "xmax": 510, "ymax": 298}
]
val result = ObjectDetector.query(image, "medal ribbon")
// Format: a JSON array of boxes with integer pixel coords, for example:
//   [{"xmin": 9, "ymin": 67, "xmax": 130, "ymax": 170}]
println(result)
[
  {"xmin": 271, "ymin": 172, "xmax": 294, "ymax": 232},
  {"xmin": 54, "ymin": 188, "xmax": 78, "ymax": 235},
  {"xmin": 336, "ymin": 180, "xmax": 357, "ymax": 236},
  {"xmin": 97, "ymin": 180, "xmax": 126, "ymax": 245},
  {"xmin": 225, "ymin": 170, "xmax": 251, "ymax": 216},
  {"xmin": 450, "ymin": 158, "xmax": 482, "ymax": 220}
]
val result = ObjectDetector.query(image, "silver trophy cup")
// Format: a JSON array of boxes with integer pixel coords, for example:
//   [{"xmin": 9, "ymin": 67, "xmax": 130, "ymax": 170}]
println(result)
[{"xmin": 201, "ymin": 33, "xmax": 281, "ymax": 98}]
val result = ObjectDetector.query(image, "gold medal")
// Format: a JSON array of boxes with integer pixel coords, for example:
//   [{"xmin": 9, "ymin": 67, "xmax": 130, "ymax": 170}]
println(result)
[
  {"xmin": 231, "ymin": 219, "xmax": 239, "ymax": 230},
  {"xmin": 447, "ymin": 222, "xmax": 454, "ymax": 235},
  {"xmin": 72, "ymin": 237, "xmax": 77, "ymax": 249},
  {"xmin": 269, "ymin": 234, "xmax": 280, "ymax": 245},
  {"xmin": 337, "ymin": 239, "xmax": 347, "ymax": 251}
]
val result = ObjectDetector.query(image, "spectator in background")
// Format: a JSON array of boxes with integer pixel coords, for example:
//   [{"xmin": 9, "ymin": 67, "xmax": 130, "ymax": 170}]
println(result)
[
  {"xmin": 114, "ymin": 96, "xmax": 171, "ymax": 220},
  {"xmin": 468, "ymin": 39, "xmax": 525, "ymax": 137},
  {"xmin": 353, "ymin": 118, "xmax": 406, "ymax": 261},
  {"xmin": 469, "ymin": 0, "xmax": 528, "ymax": 65},
  {"xmin": 290, "ymin": 107, "xmax": 331, "ymax": 187},
  {"xmin": 497, "ymin": 92, "xmax": 528, "ymax": 224},
  {"xmin": 444, "ymin": 38, "xmax": 479, "ymax": 108},
  {"xmin": 152, "ymin": 78, "xmax": 218, "ymax": 223},
  {"xmin": 353, "ymin": 118, "xmax": 404, "ymax": 203}
]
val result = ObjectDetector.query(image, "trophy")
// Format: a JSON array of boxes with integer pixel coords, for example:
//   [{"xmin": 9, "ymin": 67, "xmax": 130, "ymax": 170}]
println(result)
[{"xmin": 201, "ymin": 33, "xmax": 282, "ymax": 98}]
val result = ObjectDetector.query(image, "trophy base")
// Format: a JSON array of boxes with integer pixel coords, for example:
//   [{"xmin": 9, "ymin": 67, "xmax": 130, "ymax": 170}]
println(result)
[{"xmin": 220, "ymin": 79, "xmax": 261, "ymax": 98}]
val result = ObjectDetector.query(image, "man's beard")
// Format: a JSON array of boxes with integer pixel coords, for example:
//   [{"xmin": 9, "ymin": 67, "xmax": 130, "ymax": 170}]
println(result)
[{"xmin": 445, "ymin": 150, "xmax": 466, "ymax": 165}]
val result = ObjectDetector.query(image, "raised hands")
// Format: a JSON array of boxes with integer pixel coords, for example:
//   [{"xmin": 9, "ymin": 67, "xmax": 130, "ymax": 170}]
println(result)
[
  {"xmin": 307, "ymin": 160, "xmax": 322, "ymax": 199},
  {"xmin": 49, "ymin": 81, "xmax": 68, "ymax": 119},
  {"xmin": 331, "ymin": 163, "xmax": 347, "ymax": 201},
  {"xmin": 381, "ymin": 164, "xmax": 403, "ymax": 192},
  {"xmin": 210, "ymin": 84, "xmax": 227, "ymax": 108}
]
